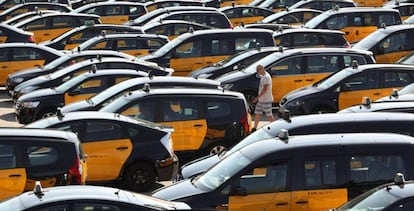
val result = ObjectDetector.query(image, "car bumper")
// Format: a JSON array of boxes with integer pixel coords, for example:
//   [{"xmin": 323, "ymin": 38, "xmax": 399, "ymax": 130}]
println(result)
[
  {"xmin": 15, "ymin": 104, "xmax": 36, "ymax": 124},
  {"xmin": 156, "ymin": 154, "xmax": 179, "ymax": 181}
]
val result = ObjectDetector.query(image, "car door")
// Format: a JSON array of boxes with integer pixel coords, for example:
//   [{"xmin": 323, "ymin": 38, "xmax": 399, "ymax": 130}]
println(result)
[
  {"xmin": 338, "ymin": 71, "xmax": 382, "ymax": 110},
  {"xmin": 99, "ymin": 5, "xmax": 130, "ymax": 24},
  {"xmin": 160, "ymin": 99, "xmax": 207, "ymax": 152},
  {"xmin": 228, "ymin": 160, "xmax": 291, "ymax": 211},
  {"xmin": 373, "ymin": 30, "xmax": 413, "ymax": 64},
  {"xmin": 170, "ymin": 39, "xmax": 206, "ymax": 76},
  {"xmin": 0, "ymin": 143, "xmax": 26, "ymax": 200},
  {"xmin": 5, "ymin": 48, "xmax": 46, "ymax": 85},
  {"xmin": 76, "ymin": 121, "xmax": 133, "ymax": 181}
]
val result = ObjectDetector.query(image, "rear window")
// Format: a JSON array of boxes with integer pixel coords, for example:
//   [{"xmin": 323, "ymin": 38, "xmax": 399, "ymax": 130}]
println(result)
[
  {"xmin": 27, "ymin": 146, "xmax": 58, "ymax": 166},
  {"xmin": 0, "ymin": 144, "xmax": 16, "ymax": 169}
]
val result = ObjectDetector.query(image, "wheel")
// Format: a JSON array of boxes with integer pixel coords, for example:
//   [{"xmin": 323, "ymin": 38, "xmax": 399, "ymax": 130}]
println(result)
[
  {"xmin": 124, "ymin": 162, "xmax": 156, "ymax": 192},
  {"xmin": 243, "ymin": 91, "xmax": 257, "ymax": 114},
  {"xmin": 206, "ymin": 143, "xmax": 227, "ymax": 156},
  {"xmin": 37, "ymin": 109, "xmax": 56, "ymax": 120}
]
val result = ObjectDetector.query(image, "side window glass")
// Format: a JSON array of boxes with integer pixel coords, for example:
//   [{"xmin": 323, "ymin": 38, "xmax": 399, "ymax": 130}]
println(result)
[
  {"xmin": 33, "ymin": 204, "xmax": 69, "ymax": 211},
  {"xmin": 27, "ymin": 146, "xmax": 58, "ymax": 166},
  {"xmin": 344, "ymin": 55, "xmax": 367, "ymax": 67},
  {"xmin": 53, "ymin": 16, "xmax": 76, "ymax": 28},
  {"xmin": 74, "ymin": 203, "xmax": 120, "ymax": 211},
  {"xmin": 174, "ymin": 40, "xmax": 202, "ymax": 58},
  {"xmin": 117, "ymin": 39, "xmax": 137, "ymax": 50},
  {"xmin": 75, "ymin": 78, "xmax": 107, "ymax": 95},
  {"xmin": 292, "ymin": 33, "xmax": 320, "ymax": 46},
  {"xmin": 0, "ymin": 48, "xmax": 8, "ymax": 62},
  {"xmin": 235, "ymin": 38, "xmax": 262, "ymax": 51},
  {"xmin": 304, "ymin": 160, "xmax": 336, "ymax": 188},
  {"xmin": 343, "ymin": 72, "xmax": 379, "ymax": 91},
  {"xmin": 162, "ymin": 100, "xmax": 198, "ymax": 122},
  {"xmin": 326, "ymin": 15, "xmax": 347, "ymax": 30},
  {"xmin": 0, "ymin": 144, "xmax": 15, "ymax": 169},
  {"xmin": 269, "ymin": 57, "xmax": 301, "ymax": 76},
  {"xmin": 105, "ymin": 5, "xmax": 123, "ymax": 15},
  {"xmin": 378, "ymin": 32, "xmax": 407, "ymax": 55},
  {"xmin": 211, "ymin": 39, "xmax": 230, "ymax": 56},
  {"xmin": 307, "ymin": 55, "xmax": 339, "ymax": 73},
  {"xmin": 173, "ymin": 24, "xmax": 190, "ymax": 36},
  {"xmin": 84, "ymin": 121, "xmax": 127, "ymax": 142},
  {"xmin": 90, "ymin": 40, "xmax": 112, "ymax": 50},
  {"xmin": 350, "ymin": 155, "xmax": 406, "ymax": 183},
  {"xmin": 206, "ymin": 101, "xmax": 231, "ymax": 119},
  {"xmin": 384, "ymin": 71, "xmax": 413, "ymax": 88},
  {"xmin": 25, "ymin": 18, "xmax": 47, "ymax": 30},
  {"xmin": 379, "ymin": 14, "xmax": 398, "ymax": 26},
  {"xmin": 12, "ymin": 48, "xmax": 43, "ymax": 61},
  {"xmin": 122, "ymin": 101, "xmax": 155, "ymax": 122},
  {"xmin": 238, "ymin": 162, "xmax": 288, "ymax": 194}
]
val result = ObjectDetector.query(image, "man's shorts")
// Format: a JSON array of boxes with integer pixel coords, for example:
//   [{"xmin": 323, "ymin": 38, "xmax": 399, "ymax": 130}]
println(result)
[{"xmin": 254, "ymin": 102, "xmax": 273, "ymax": 116}]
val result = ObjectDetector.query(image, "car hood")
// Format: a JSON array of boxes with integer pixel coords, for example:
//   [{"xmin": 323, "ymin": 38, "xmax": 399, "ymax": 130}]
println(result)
[
  {"xmin": 180, "ymin": 154, "xmax": 220, "ymax": 180},
  {"xmin": 216, "ymin": 70, "xmax": 251, "ymax": 83},
  {"xmin": 283, "ymin": 84, "xmax": 320, "ymax": 102},
  {"xmin": 18, "ymin": 88, "xmax": 59, "ymax": 102},
  {"xmin": 60, "ymin": 100, "xmax": 93, "ymax": 113},
  {"xmin": 152, "ymin": 179, "xmax": 205, "ymax": 201},
  {"xmin": 14, "ymin": 76, "xmax": 49, "ymax": 92}
]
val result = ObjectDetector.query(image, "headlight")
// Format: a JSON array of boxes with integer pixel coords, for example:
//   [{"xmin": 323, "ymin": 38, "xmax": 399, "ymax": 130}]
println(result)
[
  {"xmin": 20, "ymin": 86, "xmax": 37, "ymax": 94},
  {"xmin": 12, "ymin": 78, "xmax": 24, "ymax": 84},
  {"xmin": 222, "ymin": 83, "xmax": 234, "ymax": 89},
  {"xmin": 20, "ymin": 101, "xmax": 40, "ymax": 108}
]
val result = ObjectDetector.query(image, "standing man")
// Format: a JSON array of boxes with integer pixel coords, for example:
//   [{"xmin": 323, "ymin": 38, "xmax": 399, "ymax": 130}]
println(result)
[{"xmin": 252, "ymin": 64, "xmax": 274, "ymax": 132}]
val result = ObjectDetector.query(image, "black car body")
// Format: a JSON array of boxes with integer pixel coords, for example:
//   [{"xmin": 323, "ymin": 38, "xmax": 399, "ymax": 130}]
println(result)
[
  {"xmin": 273, "ymin": 28, "xmax": 350, "ymax": 48},
  {"xmin": 0, "ymin": 2, "xmax": 72, "ymax": 22},
  {"xmin": 25, "ymin": 111, "xmax": 177, "ymax": 192},
  {"xmin": 6, "ymin": 50, "xmax": 135, "ymax": 97},
  {"xmin": 12, "ymin": 57, "xmax": 173, "ymax": 101},
  {"xmin": 60, "ymin": 76, "xmax": 222, "ymax": 113},
  {"xmin": 15, "ymin": 69, "xmax": 148, "ymax": 124},
  {"xmin": 0, "ymin": 23, "xmax": 34, "ymax": 43},
  {"xmin": 278, "ymin": 64, "xmax": 414, "ymax": 116},
  {"xmin": 39, "ymin": 24, "xmax": 143, "ymax": 50},
  {"xmin": 177, "ymin": 112, "xmax": 414, "ymax": 180}
]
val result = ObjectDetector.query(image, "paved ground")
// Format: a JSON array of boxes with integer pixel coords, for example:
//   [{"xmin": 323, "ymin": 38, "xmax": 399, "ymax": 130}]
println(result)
[{"xmin": 0, "ymin": 88, "xmax": 21, "ymax": 127}]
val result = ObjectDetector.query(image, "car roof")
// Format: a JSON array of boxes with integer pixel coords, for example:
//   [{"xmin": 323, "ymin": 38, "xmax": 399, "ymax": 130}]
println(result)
[
  {"xmin": 264, "ymin": 112, "xmax": 414, "ymax": 134},
  {"xmin": 63, "ymin": 50, "xmax": 135, "ymax": 60},
  {"xmin": 273, "ymin": 27, "xmax": 345, "ymax": 35},
  {"xmin": 73, "ymin": 1, "xmax": 146, "ymax": 12},
  {"xmin": 85, "ymin": 33, "xmax": 169, "ymax": 40},
  {"xmin": 14, "ymin": 12, "xmax": 100, "ymax": 27},
  {"xmin": 320, "ymin": 6, "xmax": 399, "ymax": 15},
  {"xmin": 169, "ymin": 27, "xmax": 274, "ymax": 39},
  {"xmin": 15, "ymin": 185, "xmax": 185, "ymax": 210},
  {"xmin": 241, "ymin": 132, "xmax": 414, "ymax": 161},
  {"xmin": 114, "ymin": 75, "xmax": 221, "ymax": 87},
  {"xmin": 141, "ymin": 19, "xmax": 214, "ymax": 30},
  {"xmin": 0, "ymin": 128, "xmax": 78, "ymax": 142},
  {"xmin": 340, "ymin": 63, "xmax": 414, "ymax": 74},
  {"xmin": 0, "ymin": 42, "xmax": 64, "ymax": 55},
  {"xmin": 340, "ymin": 101, "xmax": 414, "ymax": 112}
]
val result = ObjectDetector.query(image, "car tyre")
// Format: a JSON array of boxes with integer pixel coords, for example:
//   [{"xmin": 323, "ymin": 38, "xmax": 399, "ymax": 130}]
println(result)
[
  {"xmin": 124, "ymin": 162, "xmax": 156, "ymax": 192},
  {"xmin": 38, "ymin": 109, "xmax": 57, "ymax": 120},
  {"xmin": 206, "ymin": 143, "xmax": 227, "ymax": 155},
  {"xmin": 243, "ymin": 90, "xmax": 257, "ymax": 114}
]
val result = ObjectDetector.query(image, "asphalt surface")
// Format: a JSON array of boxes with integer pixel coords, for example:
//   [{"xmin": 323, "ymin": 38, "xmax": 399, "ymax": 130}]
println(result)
[{"xmin": 0, "ymin": 88, "xmax": 21, "ymax": 127}]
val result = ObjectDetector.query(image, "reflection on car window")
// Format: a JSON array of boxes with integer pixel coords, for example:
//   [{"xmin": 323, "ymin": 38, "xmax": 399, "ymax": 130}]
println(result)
[
  {"xmin": 0, "ymin": 144, "xmax": 16, "ymax": 169},
  {"xmin": 239, "ymin": 162, "xmax": 288, "ymax": 194},
  {"xmin": 27, "ymin": 146, "xmax": 58, "ymax": 166}
]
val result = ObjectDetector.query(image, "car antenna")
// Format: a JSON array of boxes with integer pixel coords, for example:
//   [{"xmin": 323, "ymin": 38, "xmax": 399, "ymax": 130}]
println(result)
[
  {"xmin": 351, "ymin": 60, "xmax": 358, "ymax": 69},
  {"xmin": 33, "ymin": 181, "xmax": 44, "ymax": 198},
  {"xmin": 390, "ymin": 88, "xmax": 399, "ymax": 98},
  {"xmin": 148, "ymin": 70, "xmax": 154, "ymax": 79},
  {"xmin": 91, "ymin": 64, "xmax": 97, "ymax": 73},
  {"xmin": 143, "ymin": 83, "xmax": 150, "ymax": 93},
  {"xmin": 360, "ymin": 96, "xmax": 371, "ymax": 108}
]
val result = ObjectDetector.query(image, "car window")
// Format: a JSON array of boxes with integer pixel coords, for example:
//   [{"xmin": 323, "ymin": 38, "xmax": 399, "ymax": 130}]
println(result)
[
  {"xmin": 307, "ymin": 55, "xmax": 341, "ymax": 74},
  {"xmin": 84, "ymin": 121, "xmax": 127, "ymax": 142},
  {"xmin": 52, "ymin": 16, "xmax": 78, "ymax": 28},
  {"xmin": 349, "ymin": 155, "xmax": 406, "ymax": 183},
  {"xmin": 25, "ymin": 18, "xmax": 47, "ymax": 30},
  {"xmin": 342, "ymin": 72, "xmax": 379, "ymax": 91},
  {"xmin": 377, "ymin": 31, "xmax": 409, "ymax": 55},
  {"xmin": 27, "ymin": 146, "xmax": 58, "ymax": 166},
  {"xmin": 269, "ymin": 57, "xmax": 302, "ymax": 76},
  {"xmin": 0, "ymin": 48, "xmax": 9, "ymax": 62},
  {"xmin": 325, "ymin": 15, "xmax": 348, "ymax": 30},
  {"xmin": 174, "ymin": 40, "xmax": 202, "ymax": 58},
  {"xmin": 122, "ymin": 101, "xmax": 155, "ymax": 122},
  {"xmin": 12, "ymin": 48, "xmax": 43, "ymax": 61},
  {"xmin": 239, "ymin": 162, "xmax": 288, "ymax": 194},
  {"xmin": 162, "ymin": 100, "xmax": 199, "ymax": 122},
  {"xmin": 33, "ymin": 204, "xmax": 69, "ymax": 211},
  {"xmin": 384, "ymin": 71, "xmax": 413, "ymax": 88},
  {"xmin": 0, "ymin": 144, "xmax": 16, "ymax": 169},
  {"xmin": 211, "ymin": 39, "xmax": 230, "ymax": 56},
  {"xmin": 206, "ymin": 101, "xmax": 231, "ymax": 119},
  {"xmin": 74, "ymin": 203, "xmax": 121, "ymax": 211},
  {"xmin": 304, "ymin": 159, "xmax": 336, "ymax": 188},
  {"xmin": 388, "ymin": 200, "xmax": 414, "ymax": 211}
]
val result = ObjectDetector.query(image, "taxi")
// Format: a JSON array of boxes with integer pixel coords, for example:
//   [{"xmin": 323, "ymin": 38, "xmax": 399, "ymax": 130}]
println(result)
[
  {"xmin": 73, "ymin": 33, "xmax": 169, "ymax": 57},
  {"xmin": 352, "ymin": 24, "xmax": 414, "ymax": 64},
  {"xmin": 144, "ymin": 0, "xmax": 208, "ymax": 12},
  {"xmin": 256, "ymin": 0, "xmax": 301, "ymax": 12},
  {"xmin": 72, "ymin": 1, "xmax": 147, "ymax": 25},
  {"xmin": 0, "ymin": 43, "xmax": 64, "ymax": 86},
  {"xmin": 141, "ymin": 20, "xmax": 213, "ymax": 40},
  {"xmin": 383, "ymin": 2, "xmax": 414, "ymax": 20},
  {"xmin": 39, "ymin": 23, "xmax": 143, "ymax": 50},
  {"xmin": 218, "ymin": 5, "xmax": 274, "ymax": 26},
  {"xmin": 259, "ymin": 8, "xmax": 322, "ymax": 26},
  {"xmin": 15, "ymin": 69, "xmax": 148, "ymax": 124},
  {"xmin": 0, "ymin": 23, "xmax": 35, "ymax": 43},
  {"xmin": 278, "ymin": 63, "xmax": 414, "ymax": 116},
  {"xmin": 289, "ymin": 0, "xmax": 357, "ymax": 11},
  {"xmin": 0, "ymin": 2, "xmax": 72, "ymax": 22},
  {"xmin": 25, "ymin": 111, "xmax": 177, "ymax": 192},
  {"xmin": 0, "ymin": 0, "xmax": 70, "ymax": 12},
  {"xmin": 272, "ymin": 28, "xmax": 350, "ymax": 48},
  {"xmin": 14, "ymin": 12, "xmax": 102, "ymax": 43}
]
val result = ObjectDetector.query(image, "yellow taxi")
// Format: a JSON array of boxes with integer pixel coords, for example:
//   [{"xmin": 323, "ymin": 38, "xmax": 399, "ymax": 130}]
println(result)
[{"xmin": 219, "ymin": 5, "xmax": 274, "ymax": 26}]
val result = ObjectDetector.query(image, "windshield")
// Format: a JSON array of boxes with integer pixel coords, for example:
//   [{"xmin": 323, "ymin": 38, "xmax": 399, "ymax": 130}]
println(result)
[
  {"xmin": 243, "ymin": 52, "xmax": 283, "ymax": 74},
  {"xmin": 193, "ymin": 151, "xmax": 252, "ymax": 190},
  {"xmin": 353, "ymin": 30, "xmax": 388, "ymax": 49},
  {"xmin": 89, "ymin": 79, "xmax": 137, "ymax": 104},
  {"xmin": 337, "ymin": 187, "xmax": 400, "ymax": 211},
  {"xmin": 43, "ymin": 54, "xmax": 71, "ymax": 70},
  {"xmin": 314, "ymin": 69, "xmax": 354, "ymax": 90},
  {"xmin": 99, "ymin": 95, "xmax": 130, "ymax": 113},
  {"xmin": 261, "ymin": 12, "xmax": 286, "ymax": 23},
  {"xmin": 305, "ymin": 13, "xmax": 328, "ymax": 28},
  {"xmin": 225, "ymin": 128, "xmax": 274, "ymax": 156}
]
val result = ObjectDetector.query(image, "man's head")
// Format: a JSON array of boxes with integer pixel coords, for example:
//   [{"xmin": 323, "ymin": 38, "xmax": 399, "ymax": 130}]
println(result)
[{"xmin": 256, "ymin": 65, "xmax": 265, "ymax": 76}]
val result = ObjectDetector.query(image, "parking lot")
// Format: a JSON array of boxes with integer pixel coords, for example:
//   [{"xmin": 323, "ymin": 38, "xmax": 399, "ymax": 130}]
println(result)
[{"xmin": 0, "ymin": 88, "xmax": 21, "ymax": 127}]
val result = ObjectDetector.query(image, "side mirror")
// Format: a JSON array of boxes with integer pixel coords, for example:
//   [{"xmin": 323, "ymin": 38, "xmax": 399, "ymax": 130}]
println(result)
[{"xmin": 230, "ymin": 186, "xmax": 248, "ymax": 196}]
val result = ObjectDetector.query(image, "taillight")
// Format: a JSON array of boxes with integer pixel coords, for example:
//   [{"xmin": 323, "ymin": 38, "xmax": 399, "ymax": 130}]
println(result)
[
  {"xmin": 27, "ymin": 35, "xmax": 35, "ymax": 43},
  {"xmin": 68, "ymin": 156, "xmax": 83, "ymax": 184},
  {"xmin": 240, "ymin": 111, "xmax": 250, "ymax": 136},
  {"xmin": 343, "ymin": 41, "xmax": 351, "ymax": 48}
]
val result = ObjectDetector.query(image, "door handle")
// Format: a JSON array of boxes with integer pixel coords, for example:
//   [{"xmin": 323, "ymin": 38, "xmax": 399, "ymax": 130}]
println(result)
[
  {"xmin": 296, "ymin": 200, "xmax": 308, "ymax": 204},
  {"xmin": 345, "ymin": 32, "xmax": 350, "ymax": 35},
  {"xmin": 275, "ymin": 202, "xmax": 288, "ymax": 206},
  {"xmin": 305, "ymin": 79, "xmax": 314, "ymax": 82},
  {"xmin": 195, "ymin": 62, "xmax": 203, "ymax": 64},
  {"xmin": 356, "ymin": 30, "xmax": 359, "ymax": 35},
  {"xmin": 116, "ymin": 146, "xmax": 129, "ymax": 150},
  {"xmin": 193, "ymin": 124, "xmax": 203, "ymax": 127},
  {"xmin": 294, "ymin": 80, "xmax": 303, "ymax": 82},
  {"xmin": 373, "ymin": 92, "xmax": 381, "ymax": 96},
  {"xmin": 9, "ymin": 174, "xmax": 21, "ymax": 177},
  {"xmin": 44, "ymin": 34, "xmax": 50, "ymax": 36},
  {"xmin": 1, "ymin": 66, "xmax": 7, "ymax": 68}
]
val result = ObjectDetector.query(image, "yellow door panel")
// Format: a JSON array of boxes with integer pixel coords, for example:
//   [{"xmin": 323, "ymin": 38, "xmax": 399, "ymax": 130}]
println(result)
[
  {"xmin": 121, "ymin": 107, "xmax": 139, "ymax": 116},
  {"xmin": 32, "ymin": 28, "xmax": 72, "ymax": 43},
  {"xmin": 0, "ymin": 36, "xmax": 6, "ymax": 44},
  {"xmin": 25, "ymin": 177, "xmax": 57, "ymax": 190},
  {"xmin": 3, "ymin": 60, "xmax": 44, "ymax": 85},
  {"xmin": 146, "ymin": 5, "xmax": 157, "ymax": 12},
  {"xmin": 375, "ymin": 51, "xmax": 410, "ymax": 64},
  {"xmin": 0, "ymin": 168, "xmax": 26, "ymax": 200},
  {"xmin": 100, "ymin": 15, "xmax": 129, "ymax": 24},
  {"xmin": 338, "ymin": 89, "xmax": 384, "ymax": 110},
  {"xmin": 230, "ymin": 17, "xmax": 263, "ymax": 26},
  {"xmin": 83, "ymin": 139, "xmax": 132, "ymax": 181},
  {"xmin": 229, "ymin": 192, "xmax": 291, "ymax": 211},
  {"xmin": 0, "ymin": 61, "xmax": 10, "ymax": 86},
  {"xmin": 272, "ymin": 75, "xmax": 305, "ymax": 103},
  {"xmin": 122, "ymin": 49, "xmax": 150, "ymax": 57},
  {"xmin": 171, "ymin": 55, "xmax": 228, "ymax": 76},
  {"xmin": 341, "ymin": 26, "xmax": 377, "ymax": 43},
  {"xmin": 291, "ymin": 189, "xmax": 348, "ymax": 211},
  {"xmin": 64, "ymin": 93, "xmax": 95, "ymax": 104},
  {"xmin": 160, "ymin": 119, "xmax": 207, "ymax": 151},
  {"xmin": 64, "ymin": 43, "xmax": 81, "ymax": 50}
]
